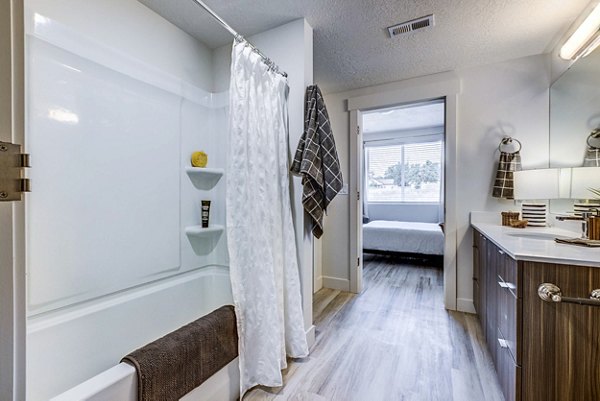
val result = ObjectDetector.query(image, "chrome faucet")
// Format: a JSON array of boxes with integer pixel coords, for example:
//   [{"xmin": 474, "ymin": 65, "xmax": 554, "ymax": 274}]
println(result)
[
  {"xmin": 582, "ymin": 211, "xmax": 592, "ymax": 239},
  {"xmin": 556, "ymin": 209, "xmax": 599, "ymax": 239}
]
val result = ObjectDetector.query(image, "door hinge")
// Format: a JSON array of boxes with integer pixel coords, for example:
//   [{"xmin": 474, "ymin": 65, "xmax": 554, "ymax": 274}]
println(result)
[
  {"xmin": 357, "ymin": 257, "xmax": 360, "ymax": 266},
  {"xmin": 357, "ymin": 191, "xmax": 360, "ymax": 201},
  {"xmin": 0, "ymin": 141, "xmax": 30, "ymax": 201},
  {"xmin": 356, "ymin": 125, "xmax": 360, "ymax": 135}
]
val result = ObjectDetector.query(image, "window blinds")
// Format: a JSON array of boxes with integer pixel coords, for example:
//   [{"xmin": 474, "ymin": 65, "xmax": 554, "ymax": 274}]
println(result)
[{"xmin": 366, "ymin": 140, "xmax": 442, "ymax": 203}]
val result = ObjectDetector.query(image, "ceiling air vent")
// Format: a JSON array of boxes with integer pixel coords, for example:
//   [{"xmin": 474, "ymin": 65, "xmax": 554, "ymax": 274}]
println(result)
[{"xmin": 387, "ymin": 14, "xmax": 434, "ymax": 38}]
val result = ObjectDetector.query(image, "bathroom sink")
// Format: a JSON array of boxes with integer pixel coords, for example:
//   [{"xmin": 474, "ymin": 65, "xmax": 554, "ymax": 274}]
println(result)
[{"xmin": 506, "ymin": 232, "xmax": 570, "ymax": 241}]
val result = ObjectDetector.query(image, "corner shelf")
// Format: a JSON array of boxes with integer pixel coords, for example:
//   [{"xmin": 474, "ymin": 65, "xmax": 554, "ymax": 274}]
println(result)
[
  {"xmin": 185, "ymin": 167, "xmax": 224, "ymax": 190},
  {"xmin": 185, "ymin": 224, "xmax": 225, "ymax": 239}
]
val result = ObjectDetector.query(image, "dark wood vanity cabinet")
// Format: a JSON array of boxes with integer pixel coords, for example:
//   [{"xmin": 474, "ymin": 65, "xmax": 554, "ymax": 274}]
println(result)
[
  {"xmin": 521, "ymin": 261, "xmax": 600, "ymax": 401},
  {"xmin": 473, "ymin": 230, "xmax": 521, "ymax": 401},
  {"xmin": 472, "ymin": 229, "xmax": 600, "ymax": 401}
]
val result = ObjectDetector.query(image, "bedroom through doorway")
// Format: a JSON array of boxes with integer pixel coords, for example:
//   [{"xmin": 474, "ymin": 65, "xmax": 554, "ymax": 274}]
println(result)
[{"xmin": 360, "ymin": 99, "xmax": 446, "ymax": 290}]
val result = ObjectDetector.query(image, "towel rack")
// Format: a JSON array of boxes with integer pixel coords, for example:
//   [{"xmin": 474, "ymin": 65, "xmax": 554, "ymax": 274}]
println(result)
[
  {"xmin": 498, "ymin": 136, "xmax": 522, "ymax": 153},
  {"xmin": 538, "ymin": 283, "xmax": 600, "ymax": 307},
  {"xmin": 587, "ymin": 129, "xmax": 600, "ymax": 148}
]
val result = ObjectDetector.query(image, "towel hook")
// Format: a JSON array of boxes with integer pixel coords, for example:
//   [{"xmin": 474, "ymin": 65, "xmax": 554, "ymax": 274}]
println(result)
[{"xmin": 498, "ymin": 137, "xmax": 522, "ymax": 154}]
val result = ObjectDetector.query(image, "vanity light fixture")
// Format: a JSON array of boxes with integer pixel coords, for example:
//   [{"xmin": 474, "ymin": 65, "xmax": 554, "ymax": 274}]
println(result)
[
  {"xmin": 560, "ymin": 3, "xmax": 600, "ymax": 61},
  {"xmin": 514, "ymin": 169, "xmax": 561, "ymax": 200},
  {"xmin": 568, "ymin": 166, "xmax": 600, "ymax": 199},
  {"xmin": 514, "ymin": 169, "xmax": 562, "ymax": 227}
]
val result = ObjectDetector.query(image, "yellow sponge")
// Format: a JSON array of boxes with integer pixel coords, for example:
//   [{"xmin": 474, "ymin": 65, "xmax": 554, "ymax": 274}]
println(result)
[{"xmin": 191, "ymin": 151, "xmax": 208, "ymax": 167}]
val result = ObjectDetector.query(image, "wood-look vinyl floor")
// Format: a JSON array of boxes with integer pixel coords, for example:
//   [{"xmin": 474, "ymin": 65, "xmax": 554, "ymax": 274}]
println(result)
[{"xmin": 245, "ymin": 254, "xmax": 504, "ymax": 401}]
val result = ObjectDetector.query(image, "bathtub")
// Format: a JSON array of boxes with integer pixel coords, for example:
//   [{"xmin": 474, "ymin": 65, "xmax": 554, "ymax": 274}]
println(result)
[
  {"xmin": 31, "ymin": 266, "xmax": 239, "ymax": 401},
  {"xmin": 50, "ymin": 358, "xmax": 239, "ymax": 401}
]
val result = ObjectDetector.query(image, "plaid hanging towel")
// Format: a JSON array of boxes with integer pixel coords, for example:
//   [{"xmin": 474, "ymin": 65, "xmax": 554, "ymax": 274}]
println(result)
[
  {"xmin": 584, "ymin": 146, "xmax": 600, "ymax": 167},
  {"xmin": 492, "ymin": 151, "xmax": 522, "ymax": 199},
  {"xmin": 291, "ymin": 85, "xmax": 343, "ymax": 239},
  {"xmin": 583, "ymin": 130, "xmax": 600, "ymax": 167}
]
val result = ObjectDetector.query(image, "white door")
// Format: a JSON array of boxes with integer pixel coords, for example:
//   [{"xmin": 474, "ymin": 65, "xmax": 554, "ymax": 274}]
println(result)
[
  {"xmin": 349, "ymin": 110, "xmax": 363, "ymax": 293},
  {"xmin": 0, "ymin": 1, "xmax": 26, "ymax": 400}
]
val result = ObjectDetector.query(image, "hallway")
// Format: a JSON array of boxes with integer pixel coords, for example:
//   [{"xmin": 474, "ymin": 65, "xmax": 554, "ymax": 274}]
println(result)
[{"xmin": 246, "ymin": 254, "xmax": 504, "ymax": 401}]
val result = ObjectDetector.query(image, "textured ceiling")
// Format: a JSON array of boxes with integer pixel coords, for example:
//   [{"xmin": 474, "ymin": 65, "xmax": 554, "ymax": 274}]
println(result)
[{"xmin": 139, "ymin": 0, "xmax": 590, "ymax": 93}]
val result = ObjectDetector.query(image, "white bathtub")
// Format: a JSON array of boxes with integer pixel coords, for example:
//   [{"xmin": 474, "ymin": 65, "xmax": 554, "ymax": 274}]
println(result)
[
  {"xmin": 30, "ymin": 266, "xmax": 239, "ymax": 401},
  {"xmin": 50, "ymin": 358, "xmax": 239, "ymax": 401}
]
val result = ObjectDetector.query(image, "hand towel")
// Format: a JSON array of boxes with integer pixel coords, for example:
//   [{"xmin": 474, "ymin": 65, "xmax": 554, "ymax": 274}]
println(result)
[
  {"xmin": 583, "ymin": 129, "xmax": 600, "ymax": 167},
  {"xmin": 492, "ymin": 151, "xmax": 522, "ymax": 200}
]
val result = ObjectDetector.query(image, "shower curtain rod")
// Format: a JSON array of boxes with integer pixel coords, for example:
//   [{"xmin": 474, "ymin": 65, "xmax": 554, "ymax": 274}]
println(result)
[{"xmin": 189, "ymin": 0, "xmax": 288, "ymax": 78}]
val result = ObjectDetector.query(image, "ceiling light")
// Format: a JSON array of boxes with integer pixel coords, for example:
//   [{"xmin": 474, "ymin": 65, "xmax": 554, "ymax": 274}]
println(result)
[{"xmin": 560, "ymin": 3, "xmax": 600, "ymax": 61}]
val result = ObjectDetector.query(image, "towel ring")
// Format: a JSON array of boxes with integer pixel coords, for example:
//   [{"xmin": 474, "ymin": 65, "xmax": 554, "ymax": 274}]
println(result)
[
  {"xmin": 587, "ymin": 129, "xmax": 600, "ymax": 149},
  {"xmin": 498, "ymin": 137, "xmax": 522, "ymax": 153}
]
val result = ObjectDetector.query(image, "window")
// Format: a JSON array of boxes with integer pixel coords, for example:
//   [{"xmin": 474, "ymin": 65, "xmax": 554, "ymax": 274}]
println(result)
[{"xmin": 366, "ymin": 140, "xmax": 442, "ymax": 203}]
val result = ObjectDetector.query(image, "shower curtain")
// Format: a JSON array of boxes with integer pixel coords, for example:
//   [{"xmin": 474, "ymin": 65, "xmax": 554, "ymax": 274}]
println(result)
[{"xmin": 226, "ymin": 40, "xmax": 309, "ymax": 397}]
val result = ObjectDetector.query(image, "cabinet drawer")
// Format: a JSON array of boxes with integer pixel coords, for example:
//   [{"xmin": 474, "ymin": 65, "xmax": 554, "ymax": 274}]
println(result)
[
  {"xmin": 496, "ymin": 329, "xmax": 521, "ymax": 401},
  {"xmin": 498, "ymin": 280, "xmax": 521, "ymax": 365},
  {"xmin": 473, "ymin": 230, "xmax": 481, "ymax": 282},
  {"xmin": 501, "ymin": 254, "xmax": 520, "ymax": 299},
  {"xmin": 473, "ymin": 280, "xmax": 481, "ymax": 317},
  {"xmin": 487, "ymin": 319, "xmax": 498, "ymax": 368}
]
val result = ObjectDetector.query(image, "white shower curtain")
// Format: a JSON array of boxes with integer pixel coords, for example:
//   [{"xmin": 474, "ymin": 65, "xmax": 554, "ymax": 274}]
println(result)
[{"xmin": 226, "ymin": 40, "xmax": 309, "ymax": 397}]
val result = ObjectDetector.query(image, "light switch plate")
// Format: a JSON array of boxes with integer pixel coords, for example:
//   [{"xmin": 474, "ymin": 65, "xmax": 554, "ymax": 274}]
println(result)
[{"xmin": 339, "ymin": 184, "xmax": 349, "ymax": 195}]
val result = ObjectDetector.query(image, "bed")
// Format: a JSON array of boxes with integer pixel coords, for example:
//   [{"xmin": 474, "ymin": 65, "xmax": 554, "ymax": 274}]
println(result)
[{"xmin": 362, "ymin": 220, "xmax": 444, "ymax": 256}]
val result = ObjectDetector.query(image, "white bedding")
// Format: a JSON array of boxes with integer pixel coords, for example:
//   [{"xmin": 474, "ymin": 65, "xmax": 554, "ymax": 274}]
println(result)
[{"xmin": 363, "ymin": 220, "xmax": 444, "ymax": 255}]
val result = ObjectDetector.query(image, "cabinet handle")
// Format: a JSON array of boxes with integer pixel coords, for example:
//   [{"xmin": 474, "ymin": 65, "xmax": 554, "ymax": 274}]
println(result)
[
  {"xmin": 498, "ymin": 338, "xmax": 509, "ymax": 349},
  {"xmin": 498, "ymin": 249, "xmax": 504, "ymax": 255},
  {"xmin": 497, "ymin": 276, "xmax": 516, "ymax": 291},
  {"xmin": 538, "ymin": 283, "xmax": 600, "ymax": 307}
]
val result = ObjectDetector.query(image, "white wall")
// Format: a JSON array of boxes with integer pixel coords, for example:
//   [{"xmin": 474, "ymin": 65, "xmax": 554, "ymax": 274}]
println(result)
[
  {"xmin": 454, "ymin": 54, "xmax": 550, "ymax": 311},
  {"xmin": 26, "ymin": 0, "xmax": 214, "ymax": 92},
  {"xmin": 366, "ymin": 203, "xmax": 440, "ymax": 223},
  {"xmin": 211, "ymin": 19, "xmax": 316, "ymax": 341},
  {"xmin": 322, "ymin": 54, "xmax": 551, "ymax": 311}
]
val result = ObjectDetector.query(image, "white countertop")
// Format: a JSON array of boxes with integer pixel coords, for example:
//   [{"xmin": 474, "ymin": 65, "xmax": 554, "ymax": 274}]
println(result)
[{"xmin": 471, "ymin": 213, "xmax": 600, "ymax": 268}]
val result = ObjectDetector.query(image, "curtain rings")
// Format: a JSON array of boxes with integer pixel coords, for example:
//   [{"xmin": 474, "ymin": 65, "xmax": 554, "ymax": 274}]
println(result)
[{"xmin": 498, "ymin": 137, "xmax": 522, "ymax": 154}]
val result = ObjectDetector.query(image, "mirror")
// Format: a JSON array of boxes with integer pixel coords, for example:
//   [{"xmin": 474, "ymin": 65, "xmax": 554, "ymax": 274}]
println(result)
[{"xmin": 549, "ymin": 47, "xmax": 600, "ymax": 212}]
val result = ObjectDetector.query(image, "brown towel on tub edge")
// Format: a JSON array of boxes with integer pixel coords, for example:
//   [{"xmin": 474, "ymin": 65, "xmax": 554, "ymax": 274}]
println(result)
[{"xmin": 121, "ymin": 305, "xmax": 238, "ymax": 401}]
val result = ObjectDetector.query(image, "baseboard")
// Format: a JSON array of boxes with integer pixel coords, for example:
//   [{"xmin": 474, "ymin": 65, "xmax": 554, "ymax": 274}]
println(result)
[
  {"xmin": 314, "ymin": 276, "xmax": 323, "ymax": 293},
  {"xmin": 322, "ymin": 276, "xmax": 350, "ymax": 291},
  {"xmin": 457, "ymin": 298, "xmax": 476, "ymax": 314},
  {"xmin": 305, "ymin": 325, "xmax": 316, "ymax": 349}
]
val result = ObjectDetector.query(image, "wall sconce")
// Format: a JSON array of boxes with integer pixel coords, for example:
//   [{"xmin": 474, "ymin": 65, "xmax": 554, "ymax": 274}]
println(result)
[
  {"xmin": 560, "ymin": 3, "xmax": 600, "ymax": 61},
  {"xmin": 558, "ymin": 166, "xmax": 600, "ymax": 216},
  {"xmin": 515, "ymin": 167, "xmax": 600, "ymax": 200},
  {"xmin": 563, "ymin": 166, "xmax": 600, "ymax": 199},
  {"xmin": 513, "ymin": 168, "xmax": 562, "ymax": 200},
  {"xmin": 514, "ymin": 169, "xmax": 562, "ymax": 227}
]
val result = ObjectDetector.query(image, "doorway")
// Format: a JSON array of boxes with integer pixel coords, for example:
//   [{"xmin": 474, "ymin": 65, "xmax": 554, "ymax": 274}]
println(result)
[
  {"xmin": 361, "ymin": 100, "xmax": 445, "ymax": 272},
  {"xmin": 346, "ymin": 76, "xmax": 459, "ymax": 310}
]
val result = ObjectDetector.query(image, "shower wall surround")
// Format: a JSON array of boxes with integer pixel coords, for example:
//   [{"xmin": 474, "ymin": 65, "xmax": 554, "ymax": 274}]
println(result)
[
  {"xmin": 24, "ymin": 1, "xmax": 314, "ymax": 399},
  {"xmin": 24, "ymin": 2, "xmax": 230, "ymax": 399}
]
